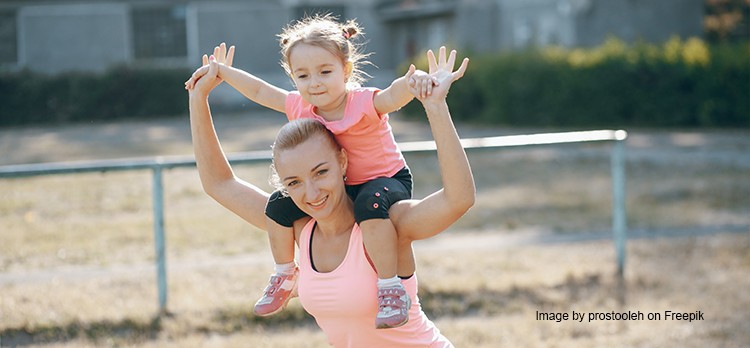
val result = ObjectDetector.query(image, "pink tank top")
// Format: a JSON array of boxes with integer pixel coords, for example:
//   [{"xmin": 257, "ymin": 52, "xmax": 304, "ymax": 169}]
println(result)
[
  {"xmin": 286, "ymin": 87, "xmax": 407, "ymax": 185},
  {"xmin": 297, "ymin": 219, "xmax": 453, "ymax": 348}
]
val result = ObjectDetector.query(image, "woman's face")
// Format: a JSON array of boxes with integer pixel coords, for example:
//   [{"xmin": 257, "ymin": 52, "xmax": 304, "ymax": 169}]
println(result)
[
  {"xmin": 274, "ymin": 134, "xmax": 348, "ymax": 221},
  {"xmin": 288, "ymin": 43, "xmax": 350, "ymax": 113}
]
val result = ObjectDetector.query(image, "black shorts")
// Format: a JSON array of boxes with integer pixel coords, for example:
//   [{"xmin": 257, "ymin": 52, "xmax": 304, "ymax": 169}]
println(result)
[{"xmin": 265, "ymin": 167, "xmax": 413, "ymax": 227}]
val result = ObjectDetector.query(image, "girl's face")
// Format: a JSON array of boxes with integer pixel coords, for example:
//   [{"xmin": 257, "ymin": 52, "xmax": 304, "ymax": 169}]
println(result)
[
  {"xmin": 274, "ymin": 134, "xmax": 349, "ymax": 222},
  {"xmin": 288, "ymin": 43, "xmax": 351, "ymax": 114}
]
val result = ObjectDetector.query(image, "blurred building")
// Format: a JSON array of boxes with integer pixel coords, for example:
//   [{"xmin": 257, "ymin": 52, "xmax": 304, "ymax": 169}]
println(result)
[{"xmin": 0, "ymin": 0, "xmax": 704, "ymax": 101}]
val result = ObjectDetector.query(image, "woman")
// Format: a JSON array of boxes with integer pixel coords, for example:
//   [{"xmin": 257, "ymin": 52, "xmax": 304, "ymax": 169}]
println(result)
[{"xmin": 188, "ymin": 46, "xmax": 473, "ymax": 347}]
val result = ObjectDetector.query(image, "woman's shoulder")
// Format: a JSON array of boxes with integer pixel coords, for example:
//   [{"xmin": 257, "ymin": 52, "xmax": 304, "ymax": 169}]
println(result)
[{"xmin": 292, "ymin": 217, "xmax": 315, "ymax": 244}]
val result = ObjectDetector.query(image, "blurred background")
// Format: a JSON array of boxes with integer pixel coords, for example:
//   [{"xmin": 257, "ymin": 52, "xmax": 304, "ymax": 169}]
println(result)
[
  {"xmin": 0, "ymin": 0, "xmax": 748, "ymax": 347},
  {"xmin": 0, "ymin": 0, "xmax": 747, "ymax": 127}
]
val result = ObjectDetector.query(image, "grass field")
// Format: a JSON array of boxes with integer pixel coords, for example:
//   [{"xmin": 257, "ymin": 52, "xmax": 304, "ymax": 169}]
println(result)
[{"xmin": 1, "ymin": 111, "xmax": 748, "ymax": 347}]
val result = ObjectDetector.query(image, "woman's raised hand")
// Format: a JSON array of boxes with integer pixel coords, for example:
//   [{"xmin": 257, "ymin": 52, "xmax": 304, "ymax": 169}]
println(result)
[
  {"xmin": 410, "ymin": 46, "xmax": 469, "ymax": 102},
  {"xmin": 185, "ymin": 42, "xmax": 235, "ymax": 91}
]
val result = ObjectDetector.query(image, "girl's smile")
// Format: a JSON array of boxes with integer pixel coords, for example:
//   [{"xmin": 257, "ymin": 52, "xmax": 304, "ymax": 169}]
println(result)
[{"xmin": 288, "ymin": 43, "xmax": 350, "ymax": 120}]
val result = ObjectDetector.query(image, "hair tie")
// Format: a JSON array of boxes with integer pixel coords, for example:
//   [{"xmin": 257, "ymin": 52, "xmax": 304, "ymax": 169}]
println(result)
[{"xmin": 342, "ymin": 29, "xmax": 351, "ymax": 40}]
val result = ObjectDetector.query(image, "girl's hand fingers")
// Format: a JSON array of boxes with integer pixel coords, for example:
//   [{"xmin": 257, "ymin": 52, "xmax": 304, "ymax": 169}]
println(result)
[
  {"xmin": 405, "ymin": 64, "xmax": 416, "ymax": 81},
  {"xmin": 188, "ymin": 53, "xmax": 218, "ymax": 90},
  {"xmin": 407, "ymin": 77, "xmax": 418, "ymax": 96},
  {"xmin": 195, "ymin": 55, "xmax": 209, "ymax": 90},
  {"xmin": 207, "ymin": 55, "xmax": 219, "ymax": 79}
]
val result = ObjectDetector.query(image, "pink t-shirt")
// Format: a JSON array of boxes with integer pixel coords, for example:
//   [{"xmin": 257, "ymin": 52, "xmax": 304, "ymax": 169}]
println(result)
[
  {"xmin": 285, "ymin": 88, "xmax": 407, "ymax": 185},
  {"xmin": 297, "ymin": 219, "xmax": 453, "ymax": 348}
]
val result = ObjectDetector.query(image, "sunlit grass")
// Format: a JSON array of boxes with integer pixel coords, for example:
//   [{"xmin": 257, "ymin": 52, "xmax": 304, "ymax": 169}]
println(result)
[{"xmin": 2, "ymin": 234, "xmax": 748, "ymax": 347}]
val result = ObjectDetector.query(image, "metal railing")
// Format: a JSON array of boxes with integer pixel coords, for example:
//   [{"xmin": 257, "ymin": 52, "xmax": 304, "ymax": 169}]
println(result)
[{"xmin": 0, "ymin": 129, "xmax": 628, "ymax": 314}]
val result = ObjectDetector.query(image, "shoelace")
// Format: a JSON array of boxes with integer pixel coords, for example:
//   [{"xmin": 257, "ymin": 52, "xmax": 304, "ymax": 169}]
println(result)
[
  {"xmin": 264, "ymin": 275, "xmax": 282, "ymax": 295},
  {"xmin": 378, "ymin": 289, "xmax": 406, "ymax": 310}
]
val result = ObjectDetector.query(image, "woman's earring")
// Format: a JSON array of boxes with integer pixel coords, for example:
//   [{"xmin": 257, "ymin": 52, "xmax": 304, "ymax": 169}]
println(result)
[{"xmin": 343, "ymin": 176, "xmax": 348, "ymax": 182}]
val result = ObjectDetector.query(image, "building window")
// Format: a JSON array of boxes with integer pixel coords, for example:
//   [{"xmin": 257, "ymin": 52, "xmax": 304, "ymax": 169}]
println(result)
[
  {"xmin": 0, "ymin": 10, "xmax": 17, "ymax": 64},
  {"xmin": 295, "ymin": 5, "xmax": 345, "ymax": 20},
  {"xmin": 131, "ymin": 5, "xmax": 187, "ymax": 59}
]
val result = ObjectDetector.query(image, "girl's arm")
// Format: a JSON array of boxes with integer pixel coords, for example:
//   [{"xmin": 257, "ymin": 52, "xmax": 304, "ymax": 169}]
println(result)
[
  {"xmin": 189, "ymin": 54, "xmax": 271, "ymax": 230},
  {"xmin": 186, "ymin": 43, "xmax": 289, "ymax": 114},
  {"xmin": 215, "ymin": 64, "xmax": 289, "ymax": 114},
  {"xmin": 373, "ymin": 65, "xmax": 437, "ymax": 115},
  {"xmin": 389, "ymin": 47, "xmax": 474, "ymax": 242}
]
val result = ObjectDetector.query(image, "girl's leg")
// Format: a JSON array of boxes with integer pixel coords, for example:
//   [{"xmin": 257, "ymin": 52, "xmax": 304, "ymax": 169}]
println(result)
[
  {"xmin": 266, "ymin": 218, "xmax": 296, "ymax": 266},
  {"xmin": 353, "ymin": 178, "xmax": 412, "ymax": 329},
  {"xmin": 360, "ymin": 218, "xmax": 398, "ymax": 280},
  {"xmin": 361, "ymin": 218, "xmax": 410, "ymax": 329},
  {"xmin": 254, "ymin": 191, "xmax": 307, "ymax": 317}
]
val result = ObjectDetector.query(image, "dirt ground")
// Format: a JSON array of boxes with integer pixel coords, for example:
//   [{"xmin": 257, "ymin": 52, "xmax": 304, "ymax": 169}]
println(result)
[{"xmin": 0, "ymin": 111, "xmax": 748, "ymax": 347}]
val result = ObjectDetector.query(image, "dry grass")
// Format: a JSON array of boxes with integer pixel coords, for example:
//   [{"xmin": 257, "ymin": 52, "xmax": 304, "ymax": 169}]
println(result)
[
  {"xmin": 2, "ymin": 234, "xmax": 748, "ymax": 347},
  {"xmin": 0, "ymin": 112, "xmax": 748, "ymax": 347}
]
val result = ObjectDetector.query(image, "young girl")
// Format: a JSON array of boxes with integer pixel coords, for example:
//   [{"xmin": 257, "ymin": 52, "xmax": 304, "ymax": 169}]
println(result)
[{"xmin": 185, "ymin": 14, "xmax": 437, "ymax": 329}]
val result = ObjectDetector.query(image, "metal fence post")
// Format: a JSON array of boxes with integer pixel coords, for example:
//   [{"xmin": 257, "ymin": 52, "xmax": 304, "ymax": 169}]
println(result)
[
  {"xmin": 611, "ymin": 131, "xmax": 628, "ymax": 278},
  {"xmin": 152, "ymin": 165, "xmax": 168, "ymax": 314}
]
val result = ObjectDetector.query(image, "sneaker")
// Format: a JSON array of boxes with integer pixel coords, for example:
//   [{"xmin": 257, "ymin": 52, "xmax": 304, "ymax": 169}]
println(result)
[
  {"xmin": 375, "ymin": 284, "xmax": 411, "ymax": 329},
  {"xmin": 253, "ymin": 268, "xmax": 299, "ymax": 317}
]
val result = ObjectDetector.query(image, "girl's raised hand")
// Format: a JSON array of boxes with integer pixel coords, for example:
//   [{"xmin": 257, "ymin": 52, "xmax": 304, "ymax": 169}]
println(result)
[
  {"xmin": 406, "ymin": 64, "xmax": 439, "ymax": 99},
  {"xmin": 185, "ymin": 42, "xmax": 235, "ymax": 91}
]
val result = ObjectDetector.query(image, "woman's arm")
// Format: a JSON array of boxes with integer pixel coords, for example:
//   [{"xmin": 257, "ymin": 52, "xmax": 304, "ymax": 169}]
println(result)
[
  {"xmin": 389, "ymin": 47, "xmax": 474, "ymax": 242},
  {"xmin": 188, "ymin": 54, "xmax": 271, "ymax": 230}
]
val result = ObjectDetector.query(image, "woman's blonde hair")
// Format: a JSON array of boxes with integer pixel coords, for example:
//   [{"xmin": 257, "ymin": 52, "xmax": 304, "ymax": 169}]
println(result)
[
  {"xmin": 278, "ymin": 14, "xmax": 371, "ymax": 87},
  {"xmin": 269, "ymin": 118, "xmax": 342, "ymax": 193}
]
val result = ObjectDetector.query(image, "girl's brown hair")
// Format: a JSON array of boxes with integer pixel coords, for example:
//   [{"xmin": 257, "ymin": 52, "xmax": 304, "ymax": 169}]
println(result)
[{"xmin": 278, "ymin": 14, "xmax": 371, "ymax": 87}]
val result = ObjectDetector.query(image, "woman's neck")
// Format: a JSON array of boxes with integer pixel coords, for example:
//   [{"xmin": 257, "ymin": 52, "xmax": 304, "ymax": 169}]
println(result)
[{"xmin": 315, "ymin": 199, "xmax": 356, "ymax": 237}]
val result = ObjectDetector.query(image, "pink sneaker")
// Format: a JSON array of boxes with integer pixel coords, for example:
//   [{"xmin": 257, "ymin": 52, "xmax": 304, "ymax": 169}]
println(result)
[
  {"xmin": 253, "ymin": 268, "xmax": 299, "ymax": 317},
  {"xmin": 375, "ymin": 284, "xmax": 411, "ymax": 329}
]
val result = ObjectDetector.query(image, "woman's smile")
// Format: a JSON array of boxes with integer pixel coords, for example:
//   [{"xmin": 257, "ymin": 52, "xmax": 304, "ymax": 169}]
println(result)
[
  {"xmin": 274, "ymin": 133, "xmax": 351, "ymax": 222},
  {"xmin": 307, "ymin": 195, "xmax": 328, "ymax": 208}
]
